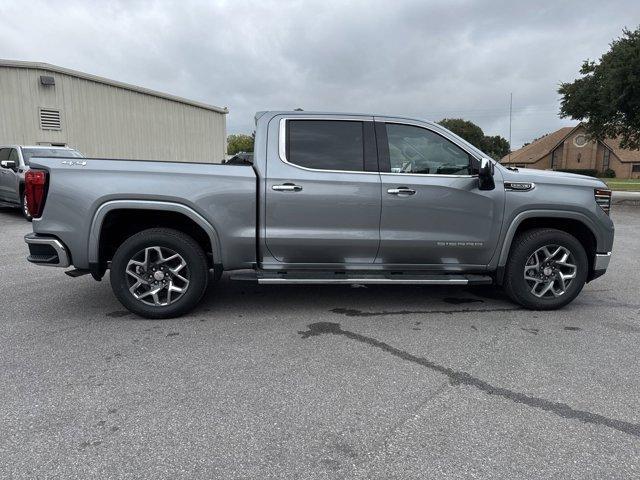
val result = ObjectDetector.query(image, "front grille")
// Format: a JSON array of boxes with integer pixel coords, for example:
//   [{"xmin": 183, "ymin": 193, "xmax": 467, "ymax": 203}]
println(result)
[{"xmin": 594, "ymin": 188, "xmax": 612, "ymax": 215}]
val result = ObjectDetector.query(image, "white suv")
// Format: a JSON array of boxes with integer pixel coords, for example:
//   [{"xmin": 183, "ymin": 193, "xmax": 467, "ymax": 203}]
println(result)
[{"xmin": 0, "ymin": 145, "xmax": 84, "ymax": 220}]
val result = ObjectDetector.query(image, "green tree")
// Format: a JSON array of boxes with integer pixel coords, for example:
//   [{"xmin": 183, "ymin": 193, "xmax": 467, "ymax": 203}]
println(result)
[
  {"xmin": 438, "ymin": 118, "xmax": 510, "ymax": 160},
  {"xmin": 438, "ymin": 118, "xmax": 485, "ymax": 148},
  {"xmin": 227, "ymin": 133, "xmax": 254, "ymax": 155},
  {"xmin": 559, "ymin": 27, "xmax": 640, "ymax": 149},
  {"xmin": 481, "ymin": 135, "xmax": 511, "ymax": 160}
]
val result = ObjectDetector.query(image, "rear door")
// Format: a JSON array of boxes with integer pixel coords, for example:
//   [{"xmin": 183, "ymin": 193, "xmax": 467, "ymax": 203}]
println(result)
[
  {"xmin": 264, "ymin": 116, "xmax": 381, "ymax": 266},
  {"xmin": 375, "ymin": 120, "xmax": 505, "ymax": 268}
]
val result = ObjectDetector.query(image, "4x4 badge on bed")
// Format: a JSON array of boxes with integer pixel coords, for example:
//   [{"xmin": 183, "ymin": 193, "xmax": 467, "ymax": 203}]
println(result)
[{"xmin": 61, "ymin": 160, "xmax": 87, "ymax": 166}]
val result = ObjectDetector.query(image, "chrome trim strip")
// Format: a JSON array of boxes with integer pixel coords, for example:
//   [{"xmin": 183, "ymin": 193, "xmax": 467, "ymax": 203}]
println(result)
[
  {"xmin": 380, "ymin": 172, "xmax": 477, "ymax": 179},
  {"xmin": 594, "ymin": 252, "xmax": 611, "ymax": 271},
  {"xmin": 258, "ymin": 277, "xmax": 470, "ymax": 285},
  {"xmin": 24, "ymin": 235, "xmax": 70, "ymax": 267}
]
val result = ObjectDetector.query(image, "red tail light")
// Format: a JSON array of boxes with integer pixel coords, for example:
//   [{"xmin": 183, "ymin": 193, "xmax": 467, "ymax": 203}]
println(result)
[{"xmin": 25, "ymin": 170, "xmax": 48, "ymax": 218}]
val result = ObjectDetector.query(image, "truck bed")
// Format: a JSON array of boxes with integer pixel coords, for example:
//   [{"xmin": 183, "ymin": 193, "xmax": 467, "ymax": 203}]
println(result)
[{"xmin": 30, "ymin": 157, "xmax": 257, "ymax": 270}]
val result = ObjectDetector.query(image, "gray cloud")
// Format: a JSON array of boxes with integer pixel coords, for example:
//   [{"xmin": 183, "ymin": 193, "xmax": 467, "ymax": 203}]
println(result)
[{"xmin": 1, "ymin": 0, "xmax": 638, "ymax": 148}]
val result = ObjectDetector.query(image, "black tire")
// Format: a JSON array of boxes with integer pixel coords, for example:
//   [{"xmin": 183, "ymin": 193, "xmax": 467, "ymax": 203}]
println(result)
[
  {"xmin": 20, "ymin": 192, "xmax": 32, "ymax": 222},
  {"xmin": 503, "ymin": 228, "xmax": 588, "ymax": 310},
  {"xmin": 110, "ymin": 228, "xmax": 209, "ymax": 319}
]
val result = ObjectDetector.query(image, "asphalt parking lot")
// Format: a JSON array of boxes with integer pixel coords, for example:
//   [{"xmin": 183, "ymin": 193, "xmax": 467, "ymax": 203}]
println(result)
[{"xmin": 1, "ymin": 205, "xmax": 639, "ymax": 479}]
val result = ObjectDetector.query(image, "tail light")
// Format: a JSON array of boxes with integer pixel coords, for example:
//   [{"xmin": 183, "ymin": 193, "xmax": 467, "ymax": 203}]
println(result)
[
  {"xmin": 25, "ymin": 170, "xmax": 48, "ymax": 218},
  {"xmin": 594, "ymin": 188, "xmax": 612, "ymax": 215}
]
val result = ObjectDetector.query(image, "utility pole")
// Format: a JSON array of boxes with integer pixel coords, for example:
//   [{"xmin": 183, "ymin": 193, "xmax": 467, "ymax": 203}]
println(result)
[{"xmin": 508, "ymin": 92, "xmax": 513, "ymax": 162}]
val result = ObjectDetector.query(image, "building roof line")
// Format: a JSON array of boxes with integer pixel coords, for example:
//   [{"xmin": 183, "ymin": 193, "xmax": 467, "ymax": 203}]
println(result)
[{"xmin": 0, "ymin": 59, "xmax": 228, "ymax": 114}]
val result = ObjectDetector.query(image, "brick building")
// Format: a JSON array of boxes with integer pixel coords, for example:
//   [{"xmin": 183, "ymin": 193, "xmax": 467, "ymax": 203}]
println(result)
[{"xmin": 501, "ymin": 124, "xmax": 640, "ymax": 178}]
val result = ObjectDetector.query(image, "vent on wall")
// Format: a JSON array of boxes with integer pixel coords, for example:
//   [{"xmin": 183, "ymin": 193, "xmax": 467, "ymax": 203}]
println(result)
[{"xmin": 39, "ymin": 108, "xmax": 62, "ymax": 131}]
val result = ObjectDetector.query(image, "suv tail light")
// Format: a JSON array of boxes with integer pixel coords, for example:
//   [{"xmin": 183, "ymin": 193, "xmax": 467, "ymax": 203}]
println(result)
[
  {"xmin": 25, "ymin": 170, "xmax": 48, "ymax": 218},
  {"xmin": 594, "ymin": 188, "xmax": 612, "ymax": 215}
]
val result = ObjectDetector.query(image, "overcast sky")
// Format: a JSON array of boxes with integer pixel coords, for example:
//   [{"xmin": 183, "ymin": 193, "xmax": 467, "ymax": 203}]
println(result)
[{"xmin": 1, "ymin": 0, "xmax": 639, "ymax": 148}]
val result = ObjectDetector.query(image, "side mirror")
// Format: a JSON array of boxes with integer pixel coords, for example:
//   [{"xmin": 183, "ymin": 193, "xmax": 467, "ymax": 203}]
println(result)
[
  {"xmin": 478, "ymin": 158, "xmax": 495, "ymax": 191},
  {"xmin": 0, "ymin": 160, "xmax": 16, "ymax": 170}
]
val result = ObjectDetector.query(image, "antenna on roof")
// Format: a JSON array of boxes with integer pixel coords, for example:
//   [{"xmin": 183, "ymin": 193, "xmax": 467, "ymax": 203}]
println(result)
[{"xmin": 508, "ymin": 92, "xmax": 513, "ymax": 163}]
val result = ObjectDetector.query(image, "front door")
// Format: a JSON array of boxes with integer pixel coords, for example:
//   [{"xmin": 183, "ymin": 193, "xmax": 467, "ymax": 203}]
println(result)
[
  {"xmin": 264, "ymin": 117, "xmax": 381, "ymax": 266},
  {"xmin": 375, "ymin": 121, "xmax": 505, "ymax": 268}
]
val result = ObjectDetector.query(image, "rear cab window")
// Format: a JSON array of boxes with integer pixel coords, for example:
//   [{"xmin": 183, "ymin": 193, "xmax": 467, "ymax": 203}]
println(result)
[
  {"xmin": 285, "ymin": 120, "xmax": 365, "ymax": 172},
  {"xmin": 21, "ymin": 148, "xmax": 83, "ymax": 165}
]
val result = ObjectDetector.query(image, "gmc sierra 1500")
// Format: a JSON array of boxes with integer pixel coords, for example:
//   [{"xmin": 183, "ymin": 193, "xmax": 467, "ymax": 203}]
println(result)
[{"xmin": 23, "ymin": 111, "xmax": 614, "ymax": 318}]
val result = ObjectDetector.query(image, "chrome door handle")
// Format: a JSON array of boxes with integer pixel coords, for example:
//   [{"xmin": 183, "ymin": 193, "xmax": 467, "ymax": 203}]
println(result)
[
  {"xmin": 272, "ymin": 183, "xmax": 303, "ymax": 192},
  {"xmin": 387, "ymin": 187, "xmax": 416, "ymax": 195}
]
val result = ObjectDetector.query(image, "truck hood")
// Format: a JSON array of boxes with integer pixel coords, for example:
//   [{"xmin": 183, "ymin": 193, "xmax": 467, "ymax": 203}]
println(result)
[{"xmin": 501, "ymin": 167, "xmax": 607, "ymax": 188}]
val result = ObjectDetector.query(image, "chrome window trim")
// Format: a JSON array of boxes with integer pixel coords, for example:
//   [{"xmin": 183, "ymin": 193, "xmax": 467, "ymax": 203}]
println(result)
[
  {"xmin": 380, "ymin": 172, "xmax": 476, "ymax": 179},
  {"xmin": 378, "ymin": 119, "xmax": 481, "ymax": 178},
  {"xmin": 278, "ymin": 117, "xmax": 379, "ymax": 175},
  {"xmin": 277, "ymin": 116, "xmax": 486, "ymax": 178}
]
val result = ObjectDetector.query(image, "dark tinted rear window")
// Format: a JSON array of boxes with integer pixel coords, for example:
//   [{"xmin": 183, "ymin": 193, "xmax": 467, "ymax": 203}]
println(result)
[
  {"xmin": 21, "ymin": 148, "xmax": 83, "ymax": 165},
  {"xmin": 286, "ymin": 120, "xmax": 364, "ymax": 171}
]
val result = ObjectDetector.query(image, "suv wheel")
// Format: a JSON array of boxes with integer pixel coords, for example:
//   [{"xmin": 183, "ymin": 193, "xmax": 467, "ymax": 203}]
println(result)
[
  {"xmin": 503, "ymin": 228, "xmax": 588, "ymax": 310},
  {"xmin": 110, "ymin": 228, "xmax": 209, "ymax": 319},
  {"xmin": 21, "ymin": 193, "xmax": 32, "ymax": 222}
]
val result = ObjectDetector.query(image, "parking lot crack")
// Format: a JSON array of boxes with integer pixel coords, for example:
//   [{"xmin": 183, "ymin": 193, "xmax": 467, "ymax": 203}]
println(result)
[
  {"xmin": 330, "ymin": 307, "xmax": 520, "ymax": 317},
  {"xmin": 298, "ymin": 322, "xmax": 640, "ymax": 439}
]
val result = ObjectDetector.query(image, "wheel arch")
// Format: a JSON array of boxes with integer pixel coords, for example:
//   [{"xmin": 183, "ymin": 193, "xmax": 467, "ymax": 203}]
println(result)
[
  {"xmin": 89, "ymin": 200, "xmax": 222, "ymax": 280},
  {"xmin": 496, "ymin": 210, "xmax": 599, "ymax": 284}
]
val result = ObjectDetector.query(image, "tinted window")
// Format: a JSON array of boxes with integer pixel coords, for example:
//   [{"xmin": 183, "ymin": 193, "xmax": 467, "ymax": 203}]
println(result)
[
  {"xmin": 386, "ymin": 124, "xmax": 473, "ymax": 175},
  {"xmin": 287, "ymin": 120, "xmax": 364, "ymax": 171},
  {"xmin": 0, "ymin": 149, "xmax": 9, "ymax": 161},
  {"xmin": 21, "ymin": 148, "xmax": 83, "ymax": 165}
]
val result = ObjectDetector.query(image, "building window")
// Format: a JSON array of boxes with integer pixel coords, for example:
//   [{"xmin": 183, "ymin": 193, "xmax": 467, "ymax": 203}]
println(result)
[
  {"xmin": 603, "ymin": 149, "xmax": 611, "ymax": 171},
  {"xmin": 632, "ymin": 164, "xmax": 640, "ymax": 173},
  {"xmin": 573, "ymin": 134, "xmax": 588, "ymax": 147},
  {"xmin": 551, "ymin": 148, "xmax": 560, "ymax": 169}
]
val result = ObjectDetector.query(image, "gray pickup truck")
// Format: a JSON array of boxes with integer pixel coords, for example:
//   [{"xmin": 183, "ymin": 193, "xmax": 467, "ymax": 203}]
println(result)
[
  {"xmin": 0, "ymin": 145, "xmax": 84, "ymax": 220},
  {"xmin": 23, "ymin": 111, "xmax": 614, "ymax": 318}
]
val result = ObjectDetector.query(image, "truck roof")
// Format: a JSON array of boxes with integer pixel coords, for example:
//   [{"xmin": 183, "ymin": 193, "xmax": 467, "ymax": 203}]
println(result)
[{"xmin": 255, "ymin": 110, "xmax": 440, "ymax": 127}]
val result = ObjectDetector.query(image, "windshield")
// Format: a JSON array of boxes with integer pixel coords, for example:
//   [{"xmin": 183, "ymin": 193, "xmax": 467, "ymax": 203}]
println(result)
[{"xmin": 21, "ymin": 148, "xmax": 84, "ymax": 165}]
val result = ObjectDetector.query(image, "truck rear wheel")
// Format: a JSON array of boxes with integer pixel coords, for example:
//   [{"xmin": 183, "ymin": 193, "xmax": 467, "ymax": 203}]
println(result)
[
  {"xmin": 503, "ymin": 228, "xmax": 588, "ymax": 310},
  {"xmin": 110, "ymin": 228, "xmax": 209, "ymax": 319}
]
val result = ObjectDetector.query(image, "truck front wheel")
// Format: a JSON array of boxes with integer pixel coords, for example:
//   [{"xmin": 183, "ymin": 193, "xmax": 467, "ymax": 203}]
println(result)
[
  {"xmin": 110, "ymin": 228, "xmax": 209, "ymax": 319},
  {"xmin": 503, "ymin": 228, "xmax": 588, "ymax": 310}
]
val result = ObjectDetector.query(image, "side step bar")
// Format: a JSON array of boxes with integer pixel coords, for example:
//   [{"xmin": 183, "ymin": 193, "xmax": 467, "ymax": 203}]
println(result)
[{"xmin": 230, "ymin": 271, "xmax": 493, "ymax": 286}]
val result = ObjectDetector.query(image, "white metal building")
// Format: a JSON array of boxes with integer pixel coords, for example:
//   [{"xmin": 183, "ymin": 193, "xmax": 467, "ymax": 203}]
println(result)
[{"xmin": 0, "ymin": 60, "xmax": 228, "ymax": 163}]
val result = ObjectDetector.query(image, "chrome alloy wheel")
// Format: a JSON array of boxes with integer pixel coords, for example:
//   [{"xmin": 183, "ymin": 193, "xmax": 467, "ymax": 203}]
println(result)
[
  {"xmin": 125, "ymin": 246, "xmax": 190, "ymax": 306},
  {"xmin": 524, "ymin": 245, "xmax": 577, "ymax": 298}
]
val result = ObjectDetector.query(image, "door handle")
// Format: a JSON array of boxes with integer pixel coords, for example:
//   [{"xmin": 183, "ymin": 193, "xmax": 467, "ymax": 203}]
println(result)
[
  {"xmin": 387, "ymin": 187, "xmax": 416, "ymax": 196},
  {"xmin": 272, "ymin": 183, "xmax": 303, "ymax": 192}
]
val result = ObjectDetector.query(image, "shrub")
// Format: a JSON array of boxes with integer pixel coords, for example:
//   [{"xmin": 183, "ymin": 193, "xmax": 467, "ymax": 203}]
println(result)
[{"xmin": 600, "ymin": 168, "xmax": 616, "ymax": 178}]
